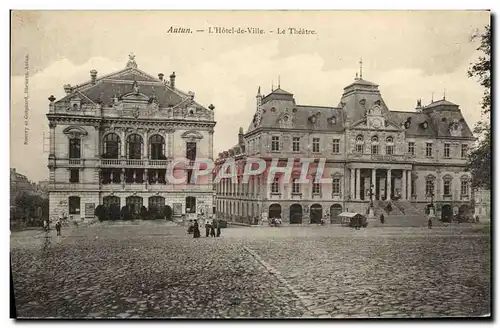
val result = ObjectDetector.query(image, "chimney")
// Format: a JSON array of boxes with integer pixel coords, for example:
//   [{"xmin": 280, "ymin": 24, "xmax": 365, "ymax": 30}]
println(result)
[
  {"xmin": 158, "ymin": 73, "xmax": 164, "ymax": 81},
  {"xmin": 170, "ymin": 71, "xmax": 176, "ymax": 88},
  {"xmin": 238, "ymin": 127, "xmax": 244, "ymax": 145},
  {"xmin": 90, "ymin": 70, "xmax": 98, "ymax": 85},
  {"xmin": 63, "ymin": 84, "xmax": 72, "ymax": 95}
]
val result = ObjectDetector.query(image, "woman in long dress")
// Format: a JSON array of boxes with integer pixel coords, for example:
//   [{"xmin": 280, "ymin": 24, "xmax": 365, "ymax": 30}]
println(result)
[{"xmin": 193, "ymin": 220, "xmax": 201, "ymax": 238}]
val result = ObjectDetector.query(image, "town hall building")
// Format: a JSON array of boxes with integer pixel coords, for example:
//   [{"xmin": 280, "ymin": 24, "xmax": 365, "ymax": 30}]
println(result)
[{"xmin": 215, "ymin": 70, "xmax": 475, "ymax": 224}]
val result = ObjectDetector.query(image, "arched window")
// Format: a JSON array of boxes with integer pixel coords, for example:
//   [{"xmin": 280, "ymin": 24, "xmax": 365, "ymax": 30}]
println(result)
[
  {"xmin": 386, "ymin": 136, "xmax": 394, "ymax": 155},
  {"xmin": 68, "ymin": 196, "xmax": 80, "ymax": 215},
  {"xmin": 103, "ymin": 133, "xmax": 120, "ymax": 159},
  {"xmin": 126, "ymin": 196, "xmax": 143, "ymax": 214},
  {"xmin": 371, "ymin": 136, "xmax": 379, "ymax": 155},
  {"xmin": 69, "ymin": 138, "xmax": 81, "ymax": 159},
  {"xmin": 186, "ymin": 196, "xmax": 196, "ymax": 213},
  {"xmin": 355, "ymin": 135, "xmax": 364, "ymax": 153},
  {"xmin": 443, "ymin": 175, "xmax": 453, "ymax": 196},
  {"xmin": 148, "ymin": 196, "xmax": 165, "ymax": 210},
  {"xmin": 127, "ymin": 134, "xmax": 143, "ymax": 159},
  {"xmin": 271, "ymin": 176, "xmax": 280, "ymax": 194},
  {"xmin": 425, "ymin": 175, "xmax": 435, "ymax": 196},
  {"xmin": 149, "ymin": 135, "xmax": 166, "ymax": 160}
]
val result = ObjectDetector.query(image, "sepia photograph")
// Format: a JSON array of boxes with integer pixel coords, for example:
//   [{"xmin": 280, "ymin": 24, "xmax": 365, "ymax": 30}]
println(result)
[{"xmin": 9, "ymin": 10, "xmax": 491, "ymax": 319}]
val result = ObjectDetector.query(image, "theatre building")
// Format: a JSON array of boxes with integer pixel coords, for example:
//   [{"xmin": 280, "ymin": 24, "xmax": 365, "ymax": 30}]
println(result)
[
  {"xmin": 214, "ymin": 73, "xmax": 475, "ymax": 224},
  {"xmin": 46, "ymin": 55, "xmax": 216, "ymax": 221}
]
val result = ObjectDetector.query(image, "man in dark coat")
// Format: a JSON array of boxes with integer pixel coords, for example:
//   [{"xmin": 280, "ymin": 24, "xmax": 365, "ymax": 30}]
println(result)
[
  {"xmin": 380, "ymin": 213, "xmax": 385, "ymax": 224},
  {"xmin": 193, "ymin": 220, "xmax": 201, "ymax": 238},
  {"xmin": 210, "ymin": 220, "xmax": 216, "ymax": 237},
  {"xmin": 55, "ymin": 221, "xmax": 62, "ymax": 236},
  {"xmin": 205, "ymin": 218, "xmax": 212, "ymax": 237},
  {"xmin": 216, "ymin": 220, "xmax": 221, "ymax": 237}
]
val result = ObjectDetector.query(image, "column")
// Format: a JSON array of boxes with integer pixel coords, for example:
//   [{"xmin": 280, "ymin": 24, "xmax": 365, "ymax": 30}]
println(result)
[
  {"xmin": 209, "ymin": 131, "xmax": 214, "ymax": 160},
  {"xmin": 168, "ymin": 129, "xmax": 174, "ymax": 158},
  {"xmin": 407, "ymin": 170, "xmax": 412, "ymax": 200},
  {"xmin": 120, "ymin": 128, "xmax": 126, "ymax": 158},
  {"xmin": 371, "ymin": 168, "xmax": 376, "ymax": 200},
  {"xmin": 355, "ymin": 169, "xmax": 361, "ymax": 200},
  {"xmin": 386, "ymin": 169, "xmax": 392, "ymax": 201},
  {"xmin": 350, "ymin": 168, "xmax": 355, "ymax": 200},
  {"xmin": 94, "ymin": 125, "xmax": 100, "ymax": 158},
  {"xmin": 49, "ymin": 122, "xmax": 56, "ymax": 158},
  {"xmin": 401, "ymin": 170, "xmax": 407, "ymax": 200},
  {"xmin": 143, "ymin": 129, "xmax": 149, "ymax": 159}
]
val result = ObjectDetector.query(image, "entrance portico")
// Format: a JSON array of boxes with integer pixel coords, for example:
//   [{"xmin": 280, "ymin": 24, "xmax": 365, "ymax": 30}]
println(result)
[{"xmin": 349, "ymin": 164, "xmax": 412, "ymax": 201}]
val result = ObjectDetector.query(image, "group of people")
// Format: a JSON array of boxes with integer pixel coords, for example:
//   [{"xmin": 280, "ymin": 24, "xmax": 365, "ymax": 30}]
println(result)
[
  {"xmin": 43, "ymin": 219, "xmax": 63, "ymax": 236},
  {"xmin": 188, "ymin": 218, "xmax": 221, "ymax": 238}
]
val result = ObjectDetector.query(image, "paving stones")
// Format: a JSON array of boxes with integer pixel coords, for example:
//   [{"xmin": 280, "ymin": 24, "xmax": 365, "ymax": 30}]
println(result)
[{"xmin": 10, "ymin": 224, "xmax": 490, "ymax": 318}]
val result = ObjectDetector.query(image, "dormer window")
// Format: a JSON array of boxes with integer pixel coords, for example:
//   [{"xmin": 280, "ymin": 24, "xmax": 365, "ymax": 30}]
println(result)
[
  {"xmin": 420, "ymin": 121, "xmax": 428, "ymax": 129},
  {"xmin": 371, "ymin": 136, "xmax": 379, "ymax": 143},
  {"xmin": 329, "ymin": 116, "xmax": 337, "ymax": 124},
  {"xmin": 355, "ymin": 135, "xmax": 364, "ymax": 153},
  {"xmin": 73, "ymin": 103, "xmax": 79, "ymax": 110},
  {"xmin": 309, "ymin": 115, "xmax": 317, "ymax": 124}
]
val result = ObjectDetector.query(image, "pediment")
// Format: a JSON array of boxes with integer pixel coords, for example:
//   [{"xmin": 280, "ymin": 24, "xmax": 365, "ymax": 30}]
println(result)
[
  {"xmin": 351, "ymin": 118, "xmax": 402, "ymax": 131},
  {"xmin": 121, "ymin": 92, "xmax": 150, "ymax": 102},
  {"xmin": 181, "ymin": 130, "xmax": 204, "ymax": 140},
  {"xmin": 63, "ymin": 126, "xmax": 88, "ymax": 137}
]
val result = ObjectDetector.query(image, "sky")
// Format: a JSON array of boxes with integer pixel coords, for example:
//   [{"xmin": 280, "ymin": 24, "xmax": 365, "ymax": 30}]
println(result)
[{"xmin": 10, "ymin": 10, "xmax": 491, "ymax": 182}]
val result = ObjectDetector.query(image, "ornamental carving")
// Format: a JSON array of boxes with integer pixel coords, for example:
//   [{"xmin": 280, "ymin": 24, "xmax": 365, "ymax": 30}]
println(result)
[{"xmin": 63, "ymin": 126, "xmax": 88, "ymax": 139}]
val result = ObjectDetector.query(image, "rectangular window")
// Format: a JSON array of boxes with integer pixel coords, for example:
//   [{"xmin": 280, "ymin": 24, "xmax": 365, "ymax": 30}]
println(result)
[
  {"xmin": 186, "ymin": 169, "xmax": 193, "ymax": 184},
  {"xmin": 69, "ymin": 169, "xmax": 79, "ymax": 183},
  {"xmin": 408, "ymin": 142, "xmax": 415, "ymax": 155},
  {"xmin": 292, "ymin": 137, "xmax": 300, "ymax": 152},
  {"xmin": 69, "ymin": 138, "xmax": 81, "ymax": 159},
  {"xmin": 332, "ymin": 139, "xmax": 340, "ymax": 153},
  {"xmin": 312, "ymin": 138, "xmax": 320, "ymax": 153},
  {"xmin": 386, "ymin": 145, "xmax": 394, "ymax": 155},
  {"xmin": 271, "ymin": 176, "xmax": 280, "ymax": 193},
  {"xmin": 444, "ymin": 143, "xmax": 450, "ymax": 158},
  {"xmin": 69, "ymin": 196, "xmax": 80, "ymax": 215},
  {"xmin": 186, "ymin": 142, "xmax": 197, "ymax": 161},
  {"xmin": 292, "ymin": 178, "xmax": 300, "ymax": 194},
  {"xmin": 461, "ymin": 180, "xmax": 469, "ymax": 195},
  {"xmin": 461, "ymin": 144, "xmax": 468, "ymax": 158},
  {"xmin": 356, "ymin": 144, "xmax": 363, "ymax": 153},
  {"xmin": 312, "ymin": 182, "xmax": 321, "ymax": 195},
  {"xmin": 426, "ymin": 143, "xmax": 433, "ymax": 157},
  {"xmin": 444, "ymin": 180, "xmax": 451, "ymax": 196},
  {"xmin": 271, "ymin": 136, "xmax": 280, "ymax": 151},
  {"xmin": 371, "ymin": 145, "xmax": 379, "ymax": 155},
  {"xmin": 332, "ymin": 178, "xmax": 341, "ymax": 194},
  {"xmin": 425, "ymin": 180, "xmax": 434, "ymax": 196}
]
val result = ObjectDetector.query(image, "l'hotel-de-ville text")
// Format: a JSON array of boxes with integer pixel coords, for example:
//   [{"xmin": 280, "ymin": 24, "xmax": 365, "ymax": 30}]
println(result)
[{"xmin": 166, "ymin": 26, "xmax": 317, "ymax": 35}]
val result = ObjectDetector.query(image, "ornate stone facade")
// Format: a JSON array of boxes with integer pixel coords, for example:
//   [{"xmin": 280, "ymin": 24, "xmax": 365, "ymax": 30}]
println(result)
[
  {"xmin": 215, "ymin": 76, "xmax": 475, "ymax": 224},
  {"xmin": 46, "ymin": 55, "xmax": 216, "ymax": 221}
]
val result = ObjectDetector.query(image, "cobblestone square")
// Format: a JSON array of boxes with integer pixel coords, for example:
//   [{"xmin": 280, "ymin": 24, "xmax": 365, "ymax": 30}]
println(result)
[{"xmin": 11, "ymin": 222, "xmax": 490, "ymax": 318}]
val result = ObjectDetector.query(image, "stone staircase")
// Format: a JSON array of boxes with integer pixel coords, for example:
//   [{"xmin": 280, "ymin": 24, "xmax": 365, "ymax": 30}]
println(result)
[
  {"xmin": 377, "ymin": 200, "xmax": 403, "ymax": 216},
  {"xmin": 393, "ymin": 200, "xmax": 422, "ymax": 216},
  {"xmin": 370, "ymin": 214, "xmax": 429, "ymax": 227}
]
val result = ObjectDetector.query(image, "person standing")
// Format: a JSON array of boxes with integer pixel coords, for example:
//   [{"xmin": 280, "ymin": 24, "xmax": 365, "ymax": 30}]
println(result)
[
  {"xmin": 216, "ymin": 220, "xmax": 221, "ymax": 237},
  {"xmin": 43, "ymin": 219, "xmax": 48, "ymax": 232},
  {"xmin": 380, "ymin": 213, "xmax": 385, "ymax": 224},
  {"xmin": 193, "ymin": 220, "xmax": 201, "ymax": 238},
  {"xmin": 55, "ymin": 221, "xmax": 62, "ymax": 236},
  {"xmin": 205, "ymin": 218, "xmax": 212, "ymax": 237},
  {"xmin": 187, "ymin": 220, "xmax": 194, "ymax": 234},
  {"xmin": 210, "ymin": 220, "xmax": 216, "ymax": 237}
]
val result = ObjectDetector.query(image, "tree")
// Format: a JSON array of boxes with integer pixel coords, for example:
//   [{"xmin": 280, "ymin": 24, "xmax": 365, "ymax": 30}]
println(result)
[{"xmin": 467, "ymin": 25, "xmax": 491, "ymax": 190}]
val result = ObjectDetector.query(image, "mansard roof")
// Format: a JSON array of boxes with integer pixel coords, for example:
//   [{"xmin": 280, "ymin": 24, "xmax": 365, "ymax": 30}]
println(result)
[{"xmin": 54, "ymin": 59, "xmax": 202, "ymax": 109}]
